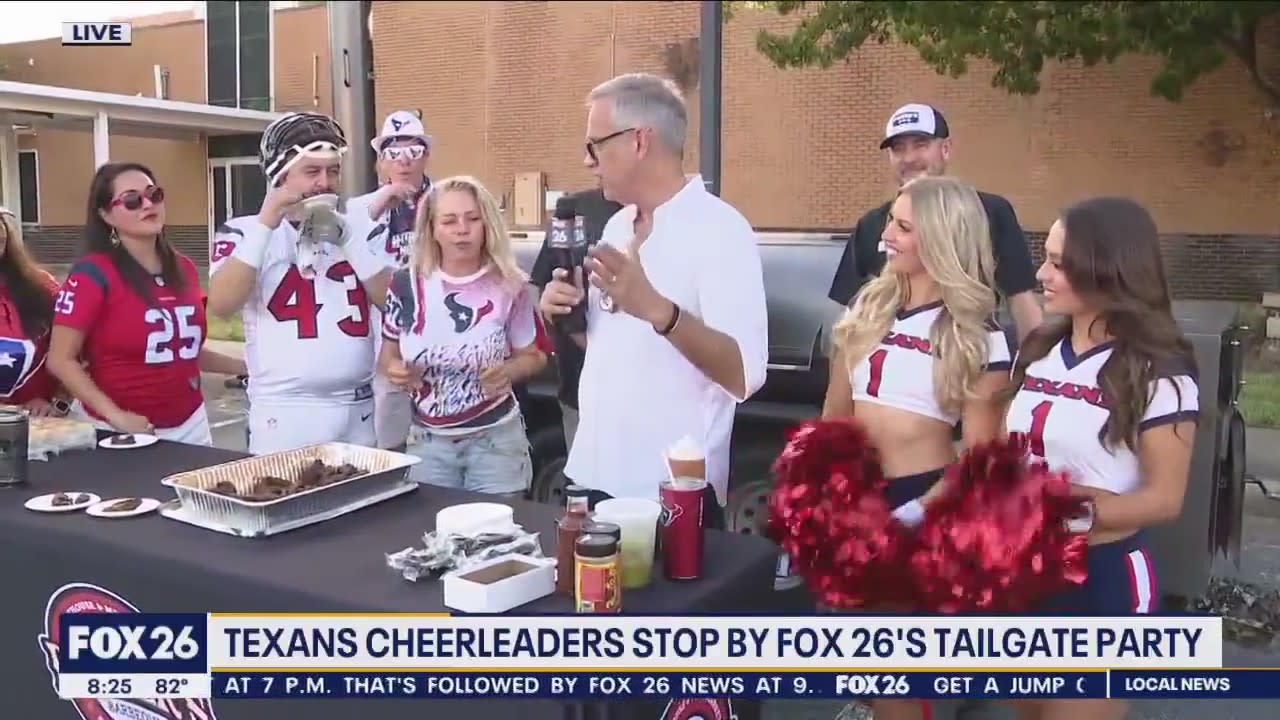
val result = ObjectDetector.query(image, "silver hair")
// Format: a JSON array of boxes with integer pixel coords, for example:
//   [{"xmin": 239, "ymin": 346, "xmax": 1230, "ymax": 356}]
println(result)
[{"xmin": 588, "ymin": 73, "xmax": 687, "ymax": 157}]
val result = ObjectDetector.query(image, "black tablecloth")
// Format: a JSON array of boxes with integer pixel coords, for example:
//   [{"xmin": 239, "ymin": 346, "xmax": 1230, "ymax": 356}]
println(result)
[{"xmin": 2, "ymin": 441, "xmax": 780, "ymax": 720}]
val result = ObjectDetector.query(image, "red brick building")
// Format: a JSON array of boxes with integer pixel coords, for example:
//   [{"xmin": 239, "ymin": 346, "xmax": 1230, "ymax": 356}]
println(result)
[{"xmin": 2, "ymin": 1, "xmax": 1276, "ymax": 299}]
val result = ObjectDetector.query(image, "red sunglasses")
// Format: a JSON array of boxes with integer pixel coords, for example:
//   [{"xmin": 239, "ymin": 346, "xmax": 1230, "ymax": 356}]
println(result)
[{"xmin": 109, "ymin": 185, "xmax": 166, "ymax": 211}]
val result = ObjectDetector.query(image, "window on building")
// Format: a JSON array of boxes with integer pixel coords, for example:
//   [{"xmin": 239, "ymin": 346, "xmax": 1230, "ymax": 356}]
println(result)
[
  {"xmin": 205, "ymin": 1, "xmax": 272, "ymax": 111},
  {"xmin": 238, "ymin": 2, "xmax": 271, "ymax": 112},
  {"xmin": 209, "ymin": 159, "xmax": 267, "ymax": 233},
  {"xmin": 17, "ymin": 150, "xmax": 39, "ymax": 225}
]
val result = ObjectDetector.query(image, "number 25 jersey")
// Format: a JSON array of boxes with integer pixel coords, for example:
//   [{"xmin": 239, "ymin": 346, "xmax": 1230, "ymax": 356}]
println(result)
[
  {"xmin": 52, "ymin": 253, "xmax": 206, "ymax": 428},
  {"xmin": 1005, "ymin": 338, "xmax": 1199, "ymax": 495},
  {"xmin": 211, "ymin": 214, "xmax": 386, "ymax": 405}
]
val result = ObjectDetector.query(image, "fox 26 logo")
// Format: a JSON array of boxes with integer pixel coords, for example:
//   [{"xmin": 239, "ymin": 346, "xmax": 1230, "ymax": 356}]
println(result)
[{"xmin": 58, "ymin": 614, "xmax": 206, "ymax": 673}]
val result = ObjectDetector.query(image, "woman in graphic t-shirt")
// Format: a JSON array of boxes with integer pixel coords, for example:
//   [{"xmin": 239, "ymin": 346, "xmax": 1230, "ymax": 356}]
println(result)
[{"xmin": 379, "ymin": 175, "xmax": 548, "ymax": 496}]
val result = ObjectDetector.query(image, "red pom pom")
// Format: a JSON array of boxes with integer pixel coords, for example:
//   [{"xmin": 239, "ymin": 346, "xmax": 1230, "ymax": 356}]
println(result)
[
  {"xmin": 908, "ymin": 434, "xmax": 1089, "ymax": 613},
  {"xmin": 767, "ymin": 419, "xmax": 916, "ymax": 609}
]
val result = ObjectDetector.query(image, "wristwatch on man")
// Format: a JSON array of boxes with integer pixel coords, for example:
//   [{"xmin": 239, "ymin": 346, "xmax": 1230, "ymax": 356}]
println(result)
[{"xmin": 1065, "ymin": 499, "xmax": 1097, "ymax": 534}]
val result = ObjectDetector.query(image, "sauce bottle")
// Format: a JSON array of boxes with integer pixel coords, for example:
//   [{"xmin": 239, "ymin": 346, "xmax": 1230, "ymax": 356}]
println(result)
[{"xmin": 555, "ymin": 485, "xmax": 591, "ymax": 595}]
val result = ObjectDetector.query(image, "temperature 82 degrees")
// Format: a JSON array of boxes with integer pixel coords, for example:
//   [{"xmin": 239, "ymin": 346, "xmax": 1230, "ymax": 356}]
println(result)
[{"xmin": 155, "ymin": 677, "xmax": 192, "ymax": 695}]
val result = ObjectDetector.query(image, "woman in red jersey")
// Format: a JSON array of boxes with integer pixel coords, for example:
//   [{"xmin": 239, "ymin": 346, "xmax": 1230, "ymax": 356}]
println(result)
[
  {"xmin": 48, "ymin": 163, "xmax": 245, "ymax": 445},
  {"xmin": 0, "ymin": 207, "xmax": 66, "ymax": 415}
]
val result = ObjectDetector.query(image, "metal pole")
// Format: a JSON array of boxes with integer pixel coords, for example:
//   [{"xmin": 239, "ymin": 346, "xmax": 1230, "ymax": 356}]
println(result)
[
  {"xmin": 327, "ymin": 0, "xmax": 378, "ymax": 196},
  {"xmin": 698, "ymin": 0, "xmax": 723, "ymax": 197}
]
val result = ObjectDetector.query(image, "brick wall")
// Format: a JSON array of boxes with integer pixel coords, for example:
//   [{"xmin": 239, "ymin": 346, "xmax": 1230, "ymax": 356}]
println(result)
[
  {"xmin": 22, "ymin": 226, "xmax": 209, "ymax": 268},
  {"xmin": 372, "ymin": 0, "xmax": 1280, "ymax": 299}
]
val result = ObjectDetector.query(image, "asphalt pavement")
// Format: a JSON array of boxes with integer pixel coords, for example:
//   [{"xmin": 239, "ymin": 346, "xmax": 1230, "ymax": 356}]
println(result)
[{"xmin": 196, "ymin": 343, "xmax": 1280, "ymax": 720}]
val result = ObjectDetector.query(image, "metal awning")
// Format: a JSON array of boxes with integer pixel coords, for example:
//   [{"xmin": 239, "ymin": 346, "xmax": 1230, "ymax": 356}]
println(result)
[{"xmin": 0, "ymin": 80, "xmax": 284, "ymax": 223}]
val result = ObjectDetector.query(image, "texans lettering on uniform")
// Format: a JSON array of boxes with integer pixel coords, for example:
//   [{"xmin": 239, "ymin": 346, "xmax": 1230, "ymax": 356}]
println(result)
[
  {"xmin": 1020, "ymin": 374, "xmax": 1110, "ymax": 409},
  {"xmin": 883, "ymin": 331, "xmax": 931, "ymax": 355}
]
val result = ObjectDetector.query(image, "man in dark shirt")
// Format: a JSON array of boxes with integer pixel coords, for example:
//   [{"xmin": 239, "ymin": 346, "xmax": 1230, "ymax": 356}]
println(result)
[
  {"xmin": 828, "ymin": 103, "xmax": 1042, "ymax": 342},
  {"xmin": 529, "ymin": 187, "xmax": 623, "ymax": 451}
]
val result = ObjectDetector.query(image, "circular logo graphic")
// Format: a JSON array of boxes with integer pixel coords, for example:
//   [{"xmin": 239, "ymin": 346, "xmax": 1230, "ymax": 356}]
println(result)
[
  {"xmin": 37, "ymin": 582, "xmax": 218, "ymax": 720},
  {"xmin": 660, "ymin": 698, "xmax": 737, "ymax": 720}
]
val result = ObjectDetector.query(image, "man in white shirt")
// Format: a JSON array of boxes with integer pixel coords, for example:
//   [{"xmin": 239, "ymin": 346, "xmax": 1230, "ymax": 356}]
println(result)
[{"xmin": 539, "ymin": 73, "xmax": 769, "ymax": 529}]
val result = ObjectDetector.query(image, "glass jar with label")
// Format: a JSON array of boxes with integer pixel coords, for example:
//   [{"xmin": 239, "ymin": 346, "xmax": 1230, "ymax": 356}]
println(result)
[{"xmin": 575, "ymin": 534, "xmax": 622, "ymax": 613}]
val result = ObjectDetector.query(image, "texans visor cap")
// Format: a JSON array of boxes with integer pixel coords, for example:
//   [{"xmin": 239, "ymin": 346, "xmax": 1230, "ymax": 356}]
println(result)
[
  {"xmin": 371, "ymin": 110, "xmax": 433, "ymax": 152},
  {"xmin": 879, "ymin": 103, "xmax": 950, "ymax": 149}
]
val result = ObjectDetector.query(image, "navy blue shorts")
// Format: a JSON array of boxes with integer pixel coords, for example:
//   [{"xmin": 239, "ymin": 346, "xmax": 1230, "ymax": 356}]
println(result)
[
  {"xmin": 886, "ymin": 468, "xmax": 943, "ymax": 509},
  {"xmin": 1038, "ymin": 533, "xmax": 1159, "ymax": 615}
]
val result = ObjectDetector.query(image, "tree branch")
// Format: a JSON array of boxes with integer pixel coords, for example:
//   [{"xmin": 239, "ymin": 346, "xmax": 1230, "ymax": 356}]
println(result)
[{"xmin": 1220, "ymin": 21, "xmax": 1280, "ymax": 107}]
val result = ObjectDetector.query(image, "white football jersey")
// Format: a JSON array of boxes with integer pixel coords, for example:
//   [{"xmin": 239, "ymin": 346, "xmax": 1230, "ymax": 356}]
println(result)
[
  {"xmin": 849, "ymin": 301, "xmax": 1012, "ymax": 425},
  {"xmin": 1005, "ymin": 338, "xmax": 1200, "ymax": 494},
  {"xmin": 210, "ymin": 212, "xmax": 393, "ymax": 405}
]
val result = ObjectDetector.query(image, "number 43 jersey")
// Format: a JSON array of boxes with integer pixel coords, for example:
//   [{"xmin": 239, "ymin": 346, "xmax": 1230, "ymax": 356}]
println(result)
[
  {"xmin": 211, "ymin": 214, "xmax": 387, "ymax": 405},
  {"xmin": 53, "ymin": 253, "xmax": 207, "ymax": 428}
]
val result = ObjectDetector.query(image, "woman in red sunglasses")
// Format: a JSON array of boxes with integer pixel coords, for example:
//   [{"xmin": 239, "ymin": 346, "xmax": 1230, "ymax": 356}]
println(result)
[
  {"xmin": 47, "ymin": 162, "xmax": 245, "ymax": 444},
  {"xmin": 0, "ymin": 208, "xmax": 70, "ymax": 416}
]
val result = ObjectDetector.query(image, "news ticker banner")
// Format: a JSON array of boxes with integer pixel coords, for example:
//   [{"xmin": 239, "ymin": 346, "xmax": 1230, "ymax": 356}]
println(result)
[{"xmin": 52, "ymin": 613, "xmax": 1280, "ymax": 701}]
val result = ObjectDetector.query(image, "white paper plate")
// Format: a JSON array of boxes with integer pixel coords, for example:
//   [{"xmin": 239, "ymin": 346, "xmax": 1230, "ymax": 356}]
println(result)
[
  {"xmin": 25, "ymin": 492, "xmax": 101, "ymax": 513},
  {"xmin": 98, "ymin": 433, "xmax": 159, "ymax": 450},
  {"xmin": 86, "ymin": 497, "xmax": 161, "ymax": 518}
]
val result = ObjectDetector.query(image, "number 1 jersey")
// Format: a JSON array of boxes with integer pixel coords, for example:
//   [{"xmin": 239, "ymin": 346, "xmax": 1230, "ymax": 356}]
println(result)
[
  {"xmin": 53, "ymin": 253, "xmax": 207, "ymax": 428},
  {"xmin": 211, "ymin": 214, "xmax": 388, "ymax": 405},
  {"xmin": 1004, "ymin": 338, "xmax": 1199, "ymax": 495}
]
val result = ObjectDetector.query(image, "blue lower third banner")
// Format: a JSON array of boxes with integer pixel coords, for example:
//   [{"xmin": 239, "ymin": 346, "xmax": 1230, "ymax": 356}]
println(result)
[
  {"xmin": 59, "ymin": 670, "xmax": 1280, "ymax": 701},
  {"xmin": 203, "ymin": 670, "xmax": 1277, "ymax": 700},
  {"xmin": 212, "ymin": 671, "xmax": 1106, "ymax": 699}
]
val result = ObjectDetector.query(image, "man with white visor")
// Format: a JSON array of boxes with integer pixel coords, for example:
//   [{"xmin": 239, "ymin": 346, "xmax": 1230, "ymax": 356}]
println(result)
[
  {"xmin": 347, "ymin": 110, "xmax": 434, "ymax": 450},
  {"xmin": 207, "ymin": 112, "xmax": 392, "ymax": 454}
]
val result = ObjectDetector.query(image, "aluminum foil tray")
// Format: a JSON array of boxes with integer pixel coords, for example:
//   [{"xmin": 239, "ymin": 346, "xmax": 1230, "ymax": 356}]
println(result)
[{"xmin": 159, "ymin": 442, "xmax": 421, "ymax": 537}]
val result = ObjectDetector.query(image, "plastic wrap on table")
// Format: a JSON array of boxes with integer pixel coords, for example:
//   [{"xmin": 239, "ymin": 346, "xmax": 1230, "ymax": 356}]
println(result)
[
  {"xmin": 19, "ymin": 413, "xmax": 99, "ymax": 462},
  {"xmin": 387, "ymin": 523, "xmax": 545, "ymax": 582}
]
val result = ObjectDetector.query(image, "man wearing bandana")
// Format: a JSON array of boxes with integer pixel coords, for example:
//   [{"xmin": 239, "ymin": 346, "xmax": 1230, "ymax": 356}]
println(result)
[
  {"xmin": 207, "ymin": 112, "xmax": 391, "ymax": 454},
  {"xmin": 348, "ymin": 110, "xmax": 434, "ymax": 450}
]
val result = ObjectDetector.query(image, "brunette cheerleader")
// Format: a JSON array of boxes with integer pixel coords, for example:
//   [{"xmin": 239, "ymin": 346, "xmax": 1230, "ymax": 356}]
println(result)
[
  {"xmin": 822, "ymin": 175, "xmax": 1013, "ymax": 720},
  {"xmin": 1004, "ymin": 197, "xmax": 1198, "ymax": 720}
]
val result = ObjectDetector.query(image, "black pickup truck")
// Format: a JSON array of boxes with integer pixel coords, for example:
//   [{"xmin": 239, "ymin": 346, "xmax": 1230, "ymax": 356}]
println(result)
[{"xmin": 508, "ymin": 229, "xmax": 1251, "ymax": 602}]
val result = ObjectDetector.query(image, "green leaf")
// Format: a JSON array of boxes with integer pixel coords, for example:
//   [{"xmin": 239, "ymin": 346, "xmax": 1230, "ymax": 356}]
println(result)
[{"xmin": 727, "ymin": 1, "xmax": 1280, "ymax": 103}]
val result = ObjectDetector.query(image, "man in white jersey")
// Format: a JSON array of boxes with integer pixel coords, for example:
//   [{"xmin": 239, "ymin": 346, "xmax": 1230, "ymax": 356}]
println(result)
[
  {"xmin": 348, "ymin": 110, "xmax": 434, "ymax": 450},
  {"xmin": 207, "ymin": 112, "xmax": 393, "ymax": 454}
]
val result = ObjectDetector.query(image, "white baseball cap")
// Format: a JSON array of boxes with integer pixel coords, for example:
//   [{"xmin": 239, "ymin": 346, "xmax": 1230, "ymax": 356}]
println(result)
[
  {"xmin": 370, "ymin": 110, "xmax": 433, "ymax": 152},
  {"xmin": 880, "ymin": 103, "xmax": 950, "ymax": 149}
]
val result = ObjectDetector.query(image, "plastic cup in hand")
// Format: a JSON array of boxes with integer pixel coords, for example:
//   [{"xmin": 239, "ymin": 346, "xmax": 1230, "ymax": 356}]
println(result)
[
  {"xmin": 299, "ymin": 194, "xmax": 343, "ymax": 245},
  {"xmin": 593, "ymin": 498, "xmax": 661, "ymax": 589}
]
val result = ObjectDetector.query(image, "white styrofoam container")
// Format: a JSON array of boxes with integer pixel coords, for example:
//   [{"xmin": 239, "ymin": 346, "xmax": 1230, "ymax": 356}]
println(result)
[{"xmin": 442, "ymin": 555, "xmax": 555, "ymax": 614}]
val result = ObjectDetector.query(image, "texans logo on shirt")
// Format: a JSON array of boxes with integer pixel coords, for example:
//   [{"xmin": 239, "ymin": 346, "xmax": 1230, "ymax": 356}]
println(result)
[
  {"xmin": 211, "ymin": 224, "xmax": 243, "ymax": 263},
  {"xmin": 444, "ymin": 292, "xmax": 494, "ymax": 333},
  {"xmin": 0, "ymin": 336, "xmax": 39, "ymax": 398}
]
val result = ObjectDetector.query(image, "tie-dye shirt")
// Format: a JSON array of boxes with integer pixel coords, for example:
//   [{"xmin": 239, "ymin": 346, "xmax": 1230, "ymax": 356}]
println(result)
[{"xmin": 382, "ymin": 264, "xmax": 546, "ymax": 435}]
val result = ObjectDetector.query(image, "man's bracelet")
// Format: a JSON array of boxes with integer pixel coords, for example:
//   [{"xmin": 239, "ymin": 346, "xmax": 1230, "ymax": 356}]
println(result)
[{"xmin": 656, "ymin": 302, "xmax": 681, "ymax": 336}]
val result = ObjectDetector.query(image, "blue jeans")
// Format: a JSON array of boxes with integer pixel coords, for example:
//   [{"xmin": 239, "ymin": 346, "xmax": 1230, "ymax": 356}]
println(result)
[{"xmin": 407, "ymin": 417, "xmax": 532, "ymax": 497}]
